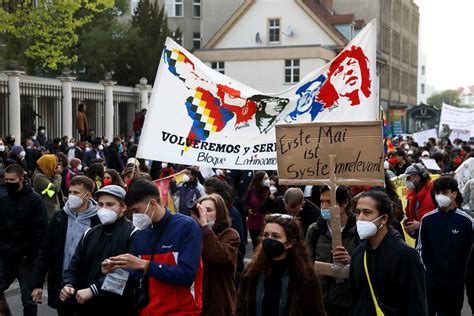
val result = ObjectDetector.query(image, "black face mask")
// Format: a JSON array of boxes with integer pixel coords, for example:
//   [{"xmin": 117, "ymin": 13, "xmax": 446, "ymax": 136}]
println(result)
[
  {"xmin": 262, "ymin": 238, "xmax": 286, "ymax": 259},
  {"xmin": 6, "ymin": 182, "xmax": 20, "ymax": 193}
]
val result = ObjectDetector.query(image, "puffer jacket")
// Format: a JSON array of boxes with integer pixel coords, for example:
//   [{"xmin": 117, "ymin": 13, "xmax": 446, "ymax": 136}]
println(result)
[{"xmin": 462, "ymin": 179, "xmax": 474, "ymax": 212}]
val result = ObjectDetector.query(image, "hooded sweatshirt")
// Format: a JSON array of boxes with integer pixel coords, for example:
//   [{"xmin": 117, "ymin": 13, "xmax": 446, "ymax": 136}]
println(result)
[{"xmin": 62, "ymin": 199, "xmax": 97, "ymax": 274}]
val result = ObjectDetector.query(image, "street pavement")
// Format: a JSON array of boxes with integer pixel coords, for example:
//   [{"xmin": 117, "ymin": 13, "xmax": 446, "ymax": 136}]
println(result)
[{"xmin": 5, "ymin": 238, "xmax": 473, "ymax": 315}]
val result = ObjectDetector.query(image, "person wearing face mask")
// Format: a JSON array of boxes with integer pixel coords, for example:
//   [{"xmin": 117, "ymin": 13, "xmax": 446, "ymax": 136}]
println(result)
[
  {"xmin": 158, "ymin": 161, "xmax": 175, "ymax": 179},
  {"xmin": 37, "ymin": 126, "xmax": 47, "ymax": 147},
  {"xmin": 243, "ymin": 171, "xmax": 270, "ymax": 249},
  {"xmin": 237, "ymin": 213, "xmax": 326, "ymax": 316},
  {"xmin": 266, "ymin": 187, "xmax": 321, "ymax": 236},
  {"xmin": 59, "ymin": 185, "xmax": 137, "ymax": 316},
  {"xmin": 7, "ymin": 145, "xmax": 27, "ymax": 170},
  {"xmin": 31, "ymin": 176, "xmax": 99, "ymax": 315},
  {"xmin": 192, "ymin": 194, "xmax": 240, "ymax": 316},
  {"xmin": 32, "ymin": 154, "xmax": 64, "ymax": 222},
  {"xmin": 0, "ymin": 164, "xmax": 48, "ymax": 316},
  {"xmin": 108, "ymin": 178, "xmax": 203, "ymax": 315},
  {"xmin": 170, "ymin": 166, "xmax": 205, "ymax": 216},
  {"xmin": 417, "ymin": 176, "xmax": 472, "ymax": 316},
  {"xmin": 403, "ymin": 163, "xmax": 436, "ymax": 238},
  {"xmin": 350, "ymin": 190, "xmax": 428, "ymax": 316},
  {"xmin": 103, "ymin": 169, "xmax": 125, "ymax": 188},
  {"xmin": 82, "ymin": 138, "xmax": 106, "ymax": 169},
  {"xmin": 388, "ymin": 150, "xmax": 411, "ymax": 176},
  {"xmin": 66, "ymin": 138, "xmax": 84, "ymax": 163},
  {"xmin": 305, "ymin": 185, "xmax": 358, "ymax": 316}
]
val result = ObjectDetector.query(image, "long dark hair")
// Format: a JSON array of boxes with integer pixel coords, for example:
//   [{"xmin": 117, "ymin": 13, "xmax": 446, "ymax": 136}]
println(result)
[
  {"xmin": 243, "ymin": 214, "xmax": 318, "ymax": 283},
  {"xmin": 248, "ymin": 171, "xmax": 267, "ymax": 194}
]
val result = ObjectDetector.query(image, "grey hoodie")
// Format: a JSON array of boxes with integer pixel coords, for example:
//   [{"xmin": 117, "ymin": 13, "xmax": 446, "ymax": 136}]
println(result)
[{"xmin": 62, "ymin": 200, "xmax": 97, "ymax": 275}]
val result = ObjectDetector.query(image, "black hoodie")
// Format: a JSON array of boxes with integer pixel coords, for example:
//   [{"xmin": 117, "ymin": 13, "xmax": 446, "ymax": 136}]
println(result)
[
  {"xmin": 0, "ymin": 184, "xmax": 48, "ymax": 258},
  {"xmin": 349, "ymin": 229, "xmax": 428, "ymax": 316}
]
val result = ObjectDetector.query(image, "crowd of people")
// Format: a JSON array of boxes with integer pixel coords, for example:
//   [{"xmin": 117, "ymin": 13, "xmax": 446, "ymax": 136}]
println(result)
[{"xmin": 0, "ymin": 129, "xmax": 473, "ymax": 316}]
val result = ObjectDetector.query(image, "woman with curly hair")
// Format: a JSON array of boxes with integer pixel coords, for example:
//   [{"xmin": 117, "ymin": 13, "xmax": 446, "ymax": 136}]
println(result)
[{"xmin": 236, "ymin": 214, "xmax": 325, "ymax": 316}]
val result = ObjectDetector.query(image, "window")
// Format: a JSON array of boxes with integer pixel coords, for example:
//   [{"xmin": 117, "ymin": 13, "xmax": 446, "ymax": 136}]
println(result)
[
  {"xmin": 211, "ymin": 62, "xmax": 225, "ymax": 74},
  {"xmin": 165, "ymin": 0, "xmax": 183, "ymax": 17},
  {"xmin": 285, "ymin": 59, "xmax": 300, "ymax": 84},
  {"xmin": 268, "ymin": 18, "xmax": 280, "ymax": 43},
  {"xmin": 402, "ymin": 37, "xmax": 409, "ymax": 63},
  {"xmin": 421, "ymin": 65, "xmax": 425, "ymax": 75},
  {"xmin": 193, "ymin": 32, "xmax": 201, "ymax": 49},
  {"xmin": 392, "ymin": 31, "xmax": 400, "ymax": 59},
  {"xmin": 421, "ymin": 83, "xmax": 425, "ymax": 94},
  {"xmin": 193, "ymin": 0, "xmax": 201, "ymax": 18}
]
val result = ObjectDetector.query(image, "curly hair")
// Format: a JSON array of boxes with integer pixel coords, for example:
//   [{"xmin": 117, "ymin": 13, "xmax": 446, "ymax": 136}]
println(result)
[{"xmin": 243, "ymin": 214, "xmax": 318, "ymax": 283}]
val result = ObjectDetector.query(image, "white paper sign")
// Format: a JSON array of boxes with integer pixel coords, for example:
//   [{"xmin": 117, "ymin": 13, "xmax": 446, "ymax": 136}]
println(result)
[
  {"xmin": 101, "ymin": 269, "xmax": 130, "ymax": 296},
  {"xmin": 421, "ymin": 158, "xmax": 441, "ymax": 171},
  {"xmin": 412, "ymin": 129, "xmax": 438, "ymax": 145},
  {"xmin": 440, "ymin": 103, "xmax": 474, "ymax": 135},
  {"xmin": 449, "ymin": 129, "xmax": 471, "ymax": 142}
]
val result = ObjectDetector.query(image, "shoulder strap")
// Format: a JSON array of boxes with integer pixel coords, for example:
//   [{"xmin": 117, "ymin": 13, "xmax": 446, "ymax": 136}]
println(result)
[
  {"xmin": 148, "ymin": 214, "xmax": 173, "ymax": 267},
  {"xmin": 364, "ymin": 251, "xmax": 385, "ymax": 316}
]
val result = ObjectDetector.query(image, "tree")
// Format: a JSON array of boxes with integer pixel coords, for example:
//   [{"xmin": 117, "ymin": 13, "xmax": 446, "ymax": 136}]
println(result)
[
  {"xmin": 427, "ymin": 89, "xmax": 461, "ymax": 109},
  {"xmin": 0, "ymin": 0, "xmax": 114, "ymax": 72},
  {"xmin": 112, "ymin": 0, "xmax": 171, "ymax": 85}
]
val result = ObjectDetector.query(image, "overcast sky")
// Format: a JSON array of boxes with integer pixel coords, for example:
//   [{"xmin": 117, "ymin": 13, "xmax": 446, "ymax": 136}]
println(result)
[{"xmin": 415, "ymin": 0, "xmax": 474, "ymax": 90}]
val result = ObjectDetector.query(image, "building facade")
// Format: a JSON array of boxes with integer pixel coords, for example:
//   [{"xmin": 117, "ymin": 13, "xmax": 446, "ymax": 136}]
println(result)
[
  {"xmin": 333, "ymin": 0, "xmax": 420, "ymax": 134},
  {"xmin": 195, "ymin": 0, "xmax": 364, "ymax": 93},
  {"xmin": 417, "ymin": 53, "xmax": 434, "ymax": 104}
]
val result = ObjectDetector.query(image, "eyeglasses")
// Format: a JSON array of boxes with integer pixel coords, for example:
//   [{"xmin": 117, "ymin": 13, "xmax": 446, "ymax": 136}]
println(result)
[{"xmin": 269, "ymin": 213, "xmax": 293, "ymax": 220}]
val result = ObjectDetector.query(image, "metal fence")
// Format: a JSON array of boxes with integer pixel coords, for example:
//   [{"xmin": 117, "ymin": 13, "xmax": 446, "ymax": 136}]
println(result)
[{"xmin": 0, "ymin": 76, "xmax": 142, "ymax": 141}]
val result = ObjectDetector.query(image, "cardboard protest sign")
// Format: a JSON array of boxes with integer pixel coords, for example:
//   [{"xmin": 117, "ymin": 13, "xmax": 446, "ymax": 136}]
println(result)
[
  {"xmin": 275, "ymin": 121, "xmax": 384, "ymax": 186},
  {"xmin": 421, "ymin": 158, "xmax": 441, "ymax": 171},
  {"xmin": 412, "ymin": 128, "xmax": 437, "ymax": 145}
]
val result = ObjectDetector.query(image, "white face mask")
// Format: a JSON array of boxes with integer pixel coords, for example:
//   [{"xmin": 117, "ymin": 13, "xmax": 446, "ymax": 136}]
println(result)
[
  {"xmin": 68, "ymin": 142, "xmax": 75, "ymax": 148},
  {"xmin": 216, "ymin": 169, "xmax": 224, "ymax": 177},
  {"xmin": 269, "ymin": 186, "xmax": 278, "ymax": 194},
  {"xmin": 406, "ymin": 180, "xmax": 415, "ymax": 190},
  {"xmin": 161, "ymin": 162, "xmax": 168, "ymax": 169},
  {"xmin": 356, "ymin": 215, "xmax": 385, "ymax": 240},
  {"xmin": 98, "ymin": 208, "xmax": 118, "ymax": 225},
  {"xmin": 435, "ymin": 194, "xmax": 452, "ymax": 209},
  {"xmin": 32, "ymin": 136, "xmax": 37, "ymax": 140},
  {"xmin": 0, "ymin": 145, "xmax": 4, "ymax": 152},
  {"xmin": 98, "ymin": 145, "xmax": 104, "ymax": 151},
  {"xmin": 77, "ymin": 164, "xmax": 83, "ymax": 170},
  {"xmin": 19, "ymin": 151, "xmax": 26, "ymax": 158},
  {"xmin": 85, "ymin": 147, "xmax": 92, "ymax": 152},
  {"xmin": 263, "ymin": 179, "xmax": 271, "ymax": 187},
  {"xmin": 183, "ymin": 174, "xmax": 190, "ymax": 183},
  {"xmin": 68, "ymin": 194, "xmax": 87, "ymax": 210},
  {"xmin": 208, "ymin": 220, "xmax": 215, "ymax": 228},
  {"xmin": 133, "ymin": 201, "xmax": 154, "ymax": 230}
]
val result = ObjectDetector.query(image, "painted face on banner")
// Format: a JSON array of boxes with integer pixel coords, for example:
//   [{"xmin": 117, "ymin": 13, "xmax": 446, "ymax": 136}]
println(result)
[{"xmin": 329, "ymin": 56, "xmax": 362, "ymax": 96}]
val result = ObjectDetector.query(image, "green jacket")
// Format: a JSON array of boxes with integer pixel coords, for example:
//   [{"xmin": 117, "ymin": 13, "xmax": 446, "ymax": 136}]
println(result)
[
  {"xmin": 32, "ymin": 169, "xmax": 63, "ymax": 222},
  {"xmin": 305, "ymin": 212, "xmax": 359, "ymax": 309}
]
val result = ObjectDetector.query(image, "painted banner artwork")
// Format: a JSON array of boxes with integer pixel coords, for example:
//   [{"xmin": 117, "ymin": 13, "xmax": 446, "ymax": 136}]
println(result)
[{"xmin": 137, "ymin": 20, "xmax": 377, "ymax": 169}]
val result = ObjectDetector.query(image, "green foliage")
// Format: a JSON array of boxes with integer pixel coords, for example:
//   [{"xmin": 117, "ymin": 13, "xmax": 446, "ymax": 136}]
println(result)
[
  {"xmin": 427, "ymin": 89, "xmax": 461, "ymax": 109},
  {"xmin": 0, "ymin": 0, "xmax": 114, "ymax": 71}
]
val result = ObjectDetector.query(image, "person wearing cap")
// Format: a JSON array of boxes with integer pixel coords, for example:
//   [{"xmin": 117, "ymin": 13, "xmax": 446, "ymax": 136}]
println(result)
[
  {"xmin": 82, "ymin": 137, "xmax": 106, "ymax": 169},
  {"xmin": 32, "ymin": 154, "xmax": 64, "ymax": 222},
  {"xmin": 6, "ymin": 145, "xmax": 27, "ymax": 170},
  {"xmin": 403, "ymin": 163, "xmax": 436, "ymax": 238},
  {"xmin": 59, "ymin": 185, "xmax": 137, "ymax": 316},
  {"xmin": 417, "ymin": 176, "xmax": 473, "ymax": 316},
  {"xmin": 31, "ymin": 176, "xmax": 99, "ymax": 315}
]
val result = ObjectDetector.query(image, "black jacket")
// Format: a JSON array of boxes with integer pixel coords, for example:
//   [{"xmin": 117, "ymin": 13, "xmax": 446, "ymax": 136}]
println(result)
[
  {"xmin": 62, "ymin": 216, "xmax": 137, "ymax": 315},
  {"xmin": 350, "ymin": 229, "xmax": 428, "ymax": 316},
  {"xmin": 0, "ymin": 185, "xmax": 47, "ymax": 258},
  {"xmin": 106, "ymin": 143, "xmax": 124, "ymax": 172},
  {"xmin": 263, "ymin": 196, "xmax": 321, "ymax": 236},
  {"xmin": 32, "ymin": 210, "xmax": 100, "ymax": 308}
]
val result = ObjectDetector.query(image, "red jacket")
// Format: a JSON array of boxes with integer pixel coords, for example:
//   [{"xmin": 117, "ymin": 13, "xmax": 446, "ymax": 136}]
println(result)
[{"xmin": 406, "ymin": 180, "xmax": 436, "ymax": 222}]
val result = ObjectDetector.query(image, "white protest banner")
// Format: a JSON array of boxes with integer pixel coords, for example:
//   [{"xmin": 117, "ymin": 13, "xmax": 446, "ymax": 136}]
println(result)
[
  {"xmin": 439, "ymin": 103, "xmax": 474, "ymax": 135},
  {"xmin": 449, "ymin": 129, "xmax": 471, "ymax": 142},
  {"xmin": 137, "ymin": 20, "xmax": 377, "ymax": 170},
  {"xmin": 413, "ymin": 128, "xmax": 437, "ymax": 145},
  {"xmin": 420, "ymin": 158, "xmax": 441, "ymax": 171}
]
